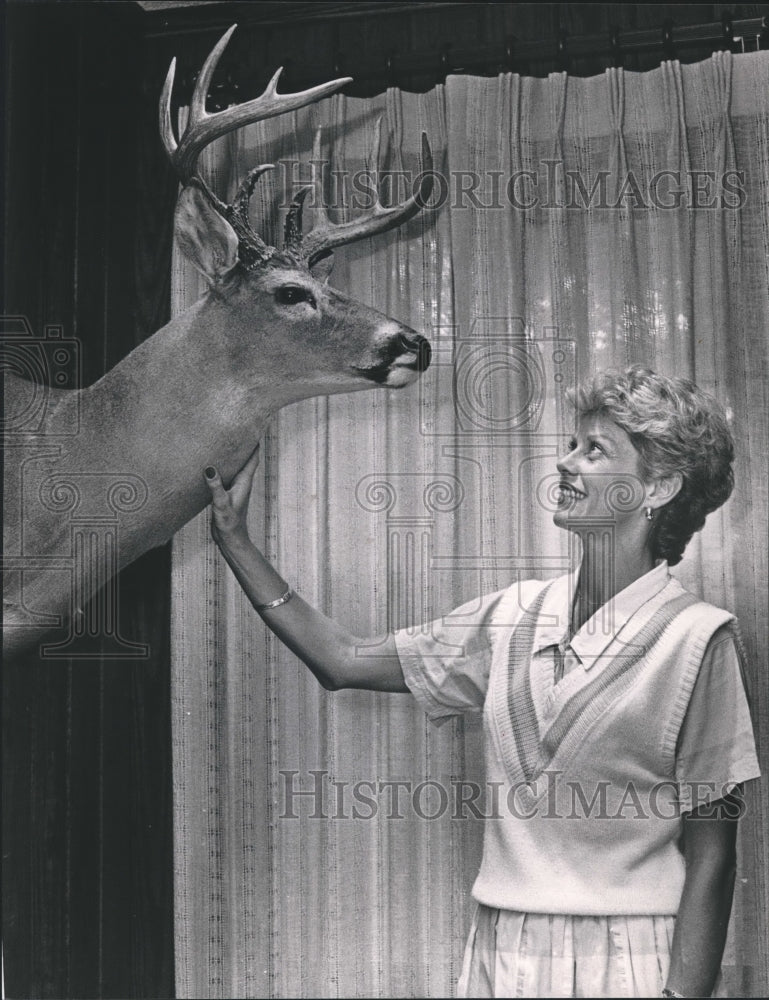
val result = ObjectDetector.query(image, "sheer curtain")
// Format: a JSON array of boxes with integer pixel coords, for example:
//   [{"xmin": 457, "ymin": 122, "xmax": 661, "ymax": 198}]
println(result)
[{"xmin": 171, "ymin": 52, "xmax": 769, "ymax": 998}]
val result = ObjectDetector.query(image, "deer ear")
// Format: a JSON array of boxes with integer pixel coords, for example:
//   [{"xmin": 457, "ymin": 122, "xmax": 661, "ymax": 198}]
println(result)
[
  {"xmin": 309, "ymin": 252, "xmax": 334, "ymax": 284},
  {"xmin": 174, "ymin": 183, "xmax": 238, "ymax": 282}
]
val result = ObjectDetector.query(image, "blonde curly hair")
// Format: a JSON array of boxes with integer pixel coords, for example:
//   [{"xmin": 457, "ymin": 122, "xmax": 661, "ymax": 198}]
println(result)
[{"xmin": 569, "ymin": 366, "xmax": 734, "ymax": 566}]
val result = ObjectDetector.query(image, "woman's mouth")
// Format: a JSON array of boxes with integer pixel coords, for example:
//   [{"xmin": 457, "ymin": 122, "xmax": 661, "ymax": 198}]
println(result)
[{"xmin": 557, "ymin": 482, "xmax": 586, "ymax": 504}]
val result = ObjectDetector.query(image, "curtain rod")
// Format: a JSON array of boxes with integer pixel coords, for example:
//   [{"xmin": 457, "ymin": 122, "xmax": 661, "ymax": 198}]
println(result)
[
  {"xmin": 164, "ymin": 14, "xmax": 768, "ymax": 105},
  {"xmin": 340, "ymin": 16, "xmax": 768, "ymax": 80},
  {"xmin": 144, "ymin": 1, "xmax": 472, "ymax": 36}
]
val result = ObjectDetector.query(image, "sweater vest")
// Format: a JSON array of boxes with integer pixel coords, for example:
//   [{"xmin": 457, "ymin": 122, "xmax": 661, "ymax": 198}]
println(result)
[{"xmin": 471, "ymin": 576, "xmax": 734, "ymax": 915}]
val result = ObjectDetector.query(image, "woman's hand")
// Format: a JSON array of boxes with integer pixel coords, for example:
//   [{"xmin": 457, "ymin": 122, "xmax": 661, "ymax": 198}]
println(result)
[{"xmin": 204, "ymin": 443, "xmax": 261, "ymax": 544}]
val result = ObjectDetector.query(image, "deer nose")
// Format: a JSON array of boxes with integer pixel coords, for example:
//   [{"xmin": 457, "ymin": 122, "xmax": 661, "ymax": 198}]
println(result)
[{"xmin": 400, "ymin": 332, "xmax": 431, "ymax": 372}]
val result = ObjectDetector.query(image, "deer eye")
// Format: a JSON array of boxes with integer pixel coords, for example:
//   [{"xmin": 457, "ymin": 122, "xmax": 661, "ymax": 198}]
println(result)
[{"xmin": 275, "ymin": 286, "xmax": 316, "ymax": 309}]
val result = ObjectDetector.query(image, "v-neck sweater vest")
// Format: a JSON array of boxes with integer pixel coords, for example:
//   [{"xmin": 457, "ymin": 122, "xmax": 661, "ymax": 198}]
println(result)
[{"xmin": 473, "ymin": 575, "xmax": 734, "ymax": 915}]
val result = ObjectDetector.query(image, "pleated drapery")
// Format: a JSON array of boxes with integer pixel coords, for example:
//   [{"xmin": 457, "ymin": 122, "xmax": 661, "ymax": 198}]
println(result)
[{"xmin": 171, "ymin": 53, "xmax": 769, "ymax": 998}]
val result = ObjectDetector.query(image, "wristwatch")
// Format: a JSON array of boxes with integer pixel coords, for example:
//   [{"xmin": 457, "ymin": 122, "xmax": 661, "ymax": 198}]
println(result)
[{"xmin": 661, "ymin": 989, "xmax": 685, "ymax": 998}]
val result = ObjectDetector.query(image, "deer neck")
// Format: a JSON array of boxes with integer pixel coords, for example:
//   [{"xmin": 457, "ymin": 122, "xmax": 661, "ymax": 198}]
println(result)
[
  {"xmin": 91, "ymin": 295, "xmax": 298, "ymax": 441},
  {"xmin": 63, "ymin": 294, "xmax": 307, "ymax": 545}
]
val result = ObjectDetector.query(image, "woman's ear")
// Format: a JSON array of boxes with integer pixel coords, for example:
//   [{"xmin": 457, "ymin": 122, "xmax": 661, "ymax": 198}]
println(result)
[{"xmin": 647, "ymin": 471, "xmax": 683, "ymax": 510}]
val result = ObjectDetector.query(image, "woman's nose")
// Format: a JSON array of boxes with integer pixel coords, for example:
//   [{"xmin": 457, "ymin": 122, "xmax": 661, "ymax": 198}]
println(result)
[{"xmin": 557, "ymin": 452, "xmax": 575, "ymax": 476}]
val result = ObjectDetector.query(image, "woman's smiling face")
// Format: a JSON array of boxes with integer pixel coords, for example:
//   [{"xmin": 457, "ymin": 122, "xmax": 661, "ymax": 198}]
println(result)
[{"xmin": 554, "ymin": 413, "xmax": 648, "ymax": 532}]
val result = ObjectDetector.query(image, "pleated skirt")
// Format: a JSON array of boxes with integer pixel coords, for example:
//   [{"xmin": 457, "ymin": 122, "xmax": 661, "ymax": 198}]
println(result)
[{"xmin": 457, "ymin": 904, "xmax": 726, "ymax": 998}]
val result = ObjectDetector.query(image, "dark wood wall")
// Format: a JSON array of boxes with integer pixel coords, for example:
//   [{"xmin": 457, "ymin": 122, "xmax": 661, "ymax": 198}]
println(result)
[
  {"xmin": 3, "ymin": 3, "xmax": 176, "ymax": 997},
  {"xmin": 3, "ymin": 2, "xmax": 767, "ymax": 997}
]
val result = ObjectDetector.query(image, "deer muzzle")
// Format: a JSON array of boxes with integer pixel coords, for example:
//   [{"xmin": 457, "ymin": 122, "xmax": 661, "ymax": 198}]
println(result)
[
  {"xmin": 400, "ymin": 332, "xmax": 431, "ymax": 372},
  {"xmin": 352, "ymin": 328, "xmax": 431, "ymax": 386}
]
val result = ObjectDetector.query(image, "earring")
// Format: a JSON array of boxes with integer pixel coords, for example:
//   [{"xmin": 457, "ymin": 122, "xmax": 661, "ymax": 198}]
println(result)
[{"xmin": 645, "ymin": 507, "xmax": 654, "ymax": 521}]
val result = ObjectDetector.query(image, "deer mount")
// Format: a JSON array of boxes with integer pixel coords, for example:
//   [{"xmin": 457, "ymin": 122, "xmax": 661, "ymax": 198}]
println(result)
[{"xmin": 3, "ymin": 24, "xmax": 433, "ymax": 659}]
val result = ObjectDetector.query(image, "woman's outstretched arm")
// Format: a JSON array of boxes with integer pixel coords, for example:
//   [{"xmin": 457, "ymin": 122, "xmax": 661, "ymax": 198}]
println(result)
[{"xmin": 204, "ymin": 446, "xmax": 408, "ymax": 693}]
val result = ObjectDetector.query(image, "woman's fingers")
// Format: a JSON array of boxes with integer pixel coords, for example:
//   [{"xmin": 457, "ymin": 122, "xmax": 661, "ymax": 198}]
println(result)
[
  {"xmin": 242, "ymin": 443, "xmax": 261, "ymax": 479},
  {"xmin": 205, "ymin": 444, "xmax": 261, "ymax": 515},
  {"xmin": 226, "ymin": 443, "xmax": 262, "ymax": 506},
  {"xmin": 230, "ymin": 444, "xmax": 261, "ymax": 493},
  {"xmin": 204, "ymin": 466, "xmax": 229, "ymax": 508}
]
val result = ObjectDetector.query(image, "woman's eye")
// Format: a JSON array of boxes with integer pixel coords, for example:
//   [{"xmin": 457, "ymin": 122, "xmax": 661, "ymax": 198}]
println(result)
[{"xmin": 275, "ymin": 286, "xmax": 316, "ymax": 308}]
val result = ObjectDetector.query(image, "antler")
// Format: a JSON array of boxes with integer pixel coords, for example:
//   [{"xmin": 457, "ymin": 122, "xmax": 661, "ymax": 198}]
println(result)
[
  {"xmin": 284, "ymin": 119, "xmax": 434, "ymax": 267},
  {"xmin": 161, "ymin": 24, "xmax": 433, "ymax": 272},
  {"xmin": 160, "ymin": 24, "xmax": 352, "ymax": 184}
]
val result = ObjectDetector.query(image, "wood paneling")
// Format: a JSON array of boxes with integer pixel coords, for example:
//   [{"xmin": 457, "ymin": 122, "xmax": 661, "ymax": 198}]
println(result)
[{"xmin": 3, "ymin": 3, "xmax": 175, "ymax": 996}]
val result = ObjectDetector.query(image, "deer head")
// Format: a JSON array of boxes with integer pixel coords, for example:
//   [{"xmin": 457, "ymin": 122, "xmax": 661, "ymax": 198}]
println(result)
[
  {"xmin": 161, "ymin": 24, "xmax": 433, "ymax": 394},
  {"xmin": 2, "ymin": 24, "xmax": 435, "ymax": 657}
]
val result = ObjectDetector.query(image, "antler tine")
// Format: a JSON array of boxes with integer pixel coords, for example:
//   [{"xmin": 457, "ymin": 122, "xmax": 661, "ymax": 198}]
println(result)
[
  {"xmin": 189, "ymin": 23, "xmax": 237, "ymax": 124},
  {"xmin": 284, "ymin": 186, "xmax": 312, "ymax": 252},
  {"xmin": 311, "ymin": 125, "xmax": 333, "ymax": 227},
  {"xmin": 221, "ymin": 165, "xmax": 277, "ymax": 265},
  {"xmin": 301, "ymin": 128, "xmax": 434, "ymax": 267},
  {"xmin": 229, "ymin": 164, "xmax": 274, "ymax": 243},
  {"xmin": 159, "ymin": 23, "xmax": 353, "ymax": 184},
  {"xmin": 159, "ymin": 57, "xmax": 179, "ymax": 159},
  {"xmin": 282, "ymin": 126, "xmax": 331, "ymax": 253},
  {"xmin": 369, "ymin": 115, "xmax": 383, "ymax": 178},
  {"xmin": 232, "ymin": 164, "xmax": 275, "ymax": 224}
]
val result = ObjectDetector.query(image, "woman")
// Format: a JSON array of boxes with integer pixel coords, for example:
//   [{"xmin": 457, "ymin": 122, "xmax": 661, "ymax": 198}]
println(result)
[{"xmin": 204, "ymin": 366, "xmax": 759, "ymax": 998}]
